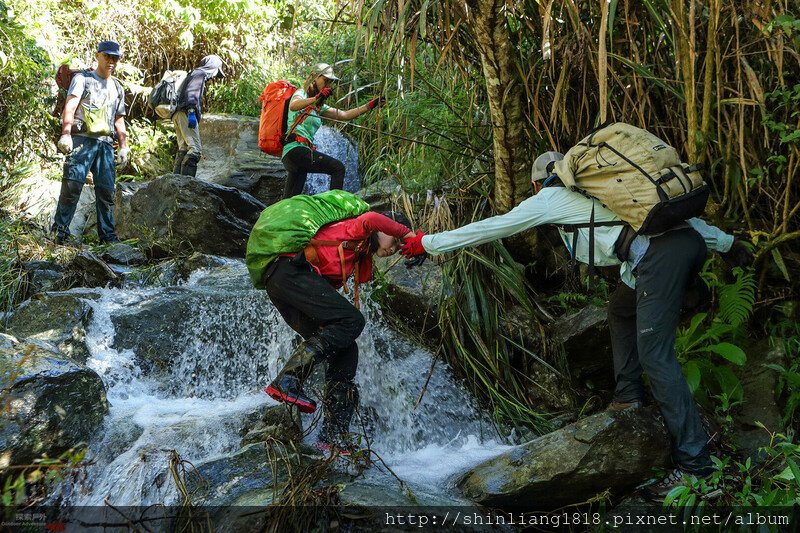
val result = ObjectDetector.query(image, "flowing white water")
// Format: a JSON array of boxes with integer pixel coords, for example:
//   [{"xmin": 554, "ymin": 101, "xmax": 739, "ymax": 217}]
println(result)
[{"xmin": 63, "ymin": 261, "xmax": 510, "ymax": 506}]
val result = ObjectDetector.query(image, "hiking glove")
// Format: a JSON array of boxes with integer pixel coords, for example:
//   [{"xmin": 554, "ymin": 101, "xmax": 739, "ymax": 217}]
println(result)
[
  {"xmin": 187, "ymin": 108, "xmax": 197, "ymax": 129},
  {"xmin": 367, "ymin": 96, "xmax": 386, "ymax": 110},
  {"xmin": 721, "ymin": 239, "xmax": 754, "ymax": 269},
  {"xmin": 400, "ymin": 230, "xmax": 426, "ymax": 258},
  {"xmin": 404, "ymin": 253, "xmax": 427, "ymax": 269},
  {"xmin": 317, "ymin": 87, "xmax": 332, "ymax": 103},
  {"xmin": 116, "ymin": 147, "xmax": 130, "ymax": 167},
  {"xmin": 57, "ymin": 134, "xmax": 73, "ymax": 154}
]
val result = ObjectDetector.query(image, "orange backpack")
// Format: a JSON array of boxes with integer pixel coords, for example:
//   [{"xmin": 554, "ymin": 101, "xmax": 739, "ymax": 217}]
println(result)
[{"xmin": 257, "ymin": 80, "xmax": 299, "ymax": 156}]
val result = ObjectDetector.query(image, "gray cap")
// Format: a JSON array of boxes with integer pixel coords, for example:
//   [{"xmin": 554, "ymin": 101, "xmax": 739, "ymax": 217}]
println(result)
[
  {"xmin": 531, "ymin": 151, "xmax": 564, "ymax": 181},
  {"xmin": 97, "ymin": 40, "xmax": 122, "ymax": 57},
  {"xmin": 312, "ymin": 63, "xmax": 339, "ymax": 81}
]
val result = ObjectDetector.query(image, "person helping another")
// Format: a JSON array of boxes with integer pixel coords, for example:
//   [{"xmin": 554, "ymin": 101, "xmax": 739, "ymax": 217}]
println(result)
[{"xmin": 400, "ymin": 126, "xmax": 753, "ymax": 498}]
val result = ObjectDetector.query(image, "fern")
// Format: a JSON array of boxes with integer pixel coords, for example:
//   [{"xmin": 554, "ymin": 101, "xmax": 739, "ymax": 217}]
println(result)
[{"xmin": 717, "ymin": 268, "xmax": 756, "ymax": 327}]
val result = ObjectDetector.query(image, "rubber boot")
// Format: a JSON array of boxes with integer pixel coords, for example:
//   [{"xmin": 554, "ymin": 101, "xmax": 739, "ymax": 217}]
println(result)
[
  {"xmin": 265, "ymin": 339, "xmax": 326, "ymax": 413},
  {"xmin": 173, "ymin": 150, "xmax": 188, "ymax": 174},
  {"xmin": 181, "ymin": 152, "xmax": 200, "ymax": 178},
  {"xmin": 317, "ymin": 381, "xmax": 359, "ymax": 455}
]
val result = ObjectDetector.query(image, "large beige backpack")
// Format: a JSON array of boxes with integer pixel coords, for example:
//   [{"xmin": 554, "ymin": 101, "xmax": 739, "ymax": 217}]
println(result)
[{"xmin": 553, "ymin": 122, "xmax": 709, "ymax": 235}]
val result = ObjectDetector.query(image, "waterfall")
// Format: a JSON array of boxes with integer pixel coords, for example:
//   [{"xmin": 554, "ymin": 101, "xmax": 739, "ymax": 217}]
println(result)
[
  {"xmin": 305, "ymin": 126, "xmax": 361, "ymax": 194},
  {"xmin": 62, "ymin": 261, "xmax": 509, "ymax": 506}
]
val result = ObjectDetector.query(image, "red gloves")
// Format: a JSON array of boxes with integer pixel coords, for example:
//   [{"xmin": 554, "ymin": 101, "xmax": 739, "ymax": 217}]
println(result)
[
  {"xmin": 317, "ymin": 87, "xmax": 333, "ymax": 102},
  {"xmin": 368, "ymin": 96, "xmax": 386, "ymax": 109},
  {"xmin": 400, "ymin": 230, "xmax": 426, "ymax": 258}
]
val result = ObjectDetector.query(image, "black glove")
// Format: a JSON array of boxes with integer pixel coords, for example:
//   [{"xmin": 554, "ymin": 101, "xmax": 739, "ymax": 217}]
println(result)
[
  {"xmin": 721, "ymin": 239, "xmax": 754, "ymax": 269},
  {"xmin": 404, "ymin": 253, "xmax": 427, "ymax": 269}
]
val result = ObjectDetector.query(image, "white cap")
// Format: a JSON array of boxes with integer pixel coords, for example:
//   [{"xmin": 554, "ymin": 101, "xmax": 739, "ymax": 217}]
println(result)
[
  {"xmin": 531, "ymin": 151, "xmax": 564, "ymax": 181},
  {"xmin": 312, "ymin": 63, "xmax": 339, "ymax": 81}
]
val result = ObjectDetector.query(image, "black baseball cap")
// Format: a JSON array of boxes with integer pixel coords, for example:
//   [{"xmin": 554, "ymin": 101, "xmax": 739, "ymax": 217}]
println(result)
[{"xmin": 97, "ymin": 40, "xmax": 122, "ymax": 57}]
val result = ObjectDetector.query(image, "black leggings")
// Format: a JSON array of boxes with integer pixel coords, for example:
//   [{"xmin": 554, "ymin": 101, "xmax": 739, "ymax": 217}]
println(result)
[
  {"xmin": 263, "ymin": 256, "xmax": 363, "ymax": 383},
  {"xmin": 281, "ymin": 146, "xmax": 345, "ymax": 198}
]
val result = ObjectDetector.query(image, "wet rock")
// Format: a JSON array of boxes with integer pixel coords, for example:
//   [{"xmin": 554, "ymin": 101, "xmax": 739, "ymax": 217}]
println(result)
[
  {"xmin": 731, "ymin": 339, "xmax": 785, "ymax": 457},
  {"xmin": 109, "ymin": 287, "xmax": 197, "ymax": 374},
  {"xmin": 175, "ymin": 252, "xmax": 230, "ymax": 281},
  {"xmin": 186, "ymin": 441, "xmax": 324, "ymax": 506},
  {"xmin": 458, "ymin": 407, "xmax": 671, "ymax": 509},
  {"xmin": 552, "ymin": 304, "xmax": 615, "ymax": 399},
  {"xmin": 498, "ymin": 306, "xmax": 576, "ymax": 412},
  {"xmin": 356, "ymin": 178, "xmax": 400, "ymax": 212},
  {"xmin": 65, "ymin": 251, "xmax": 121, "ymax": 288},
  {"xmin": 101, "ymin": 243, "xmax": 147, "ymax": 266},
  {"xmin": 373, "ymin": 255, "xmax": 442, "ymax": 333},
  {"xmin": 240, "ymin": 405, "xmax": 302, "ymax": 447},
  {"xmin": 0, "ymin": 340, "xmax": 108, "ymax": 468},
  {"xmin": 116, "ymin": 174, "xmax": 265, "ymax": 258},
  {"xmin": 196, "ymin": 114, "xmax": 286, "ymax": 205},
  {"xmin": 22, "ymin": 261, "xmax": 66, "ymax": 295},
  {"xmin": 6, "ymin": 291, "xmax": 100, "ymax": 364}
]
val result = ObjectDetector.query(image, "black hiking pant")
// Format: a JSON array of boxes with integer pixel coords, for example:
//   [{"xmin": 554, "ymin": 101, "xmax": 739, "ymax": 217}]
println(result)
[
  {"xmin": 281, "ymin": 146, "xmax": 345, "ymax": 198},
  {"xmin": 607, "ymin": 227, "xmax": 712, "ymax": 474},
  {"xmin": 262, "ymin": 255, "xmax": 363, "ymax": 384}
]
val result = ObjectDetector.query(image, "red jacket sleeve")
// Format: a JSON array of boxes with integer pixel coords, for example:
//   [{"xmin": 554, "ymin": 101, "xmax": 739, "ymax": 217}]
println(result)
[{"xmin": 349, "ymin": 212, "xmax": 410, "ymax": 240}]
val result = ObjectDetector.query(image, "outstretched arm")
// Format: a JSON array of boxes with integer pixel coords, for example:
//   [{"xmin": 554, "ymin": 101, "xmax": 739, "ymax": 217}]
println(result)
[{"xmin": 420, "ymin": 195, "xmax": 552, "ymax": 256}]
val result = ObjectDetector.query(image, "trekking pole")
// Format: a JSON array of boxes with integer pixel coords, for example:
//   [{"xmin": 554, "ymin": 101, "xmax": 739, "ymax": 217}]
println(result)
[{"xmin": 321, "ymin": 116, "xmax": 491, "ymax": 161}]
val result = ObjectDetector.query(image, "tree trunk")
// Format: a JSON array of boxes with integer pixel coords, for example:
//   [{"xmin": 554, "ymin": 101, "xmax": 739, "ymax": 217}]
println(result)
[{"xmin": 466, "ymin": 0, "xmax": 530, "ymax": 213}]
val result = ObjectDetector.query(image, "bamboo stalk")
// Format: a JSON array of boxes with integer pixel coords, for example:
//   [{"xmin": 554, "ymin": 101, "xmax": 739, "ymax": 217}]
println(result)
[
  {"xmin": 599, "ymin": 0, "xmax": 610, "ymax": 123},
  {"xmin": 699, "ymin": 0, "xmax": 719, "ymax": 163}
]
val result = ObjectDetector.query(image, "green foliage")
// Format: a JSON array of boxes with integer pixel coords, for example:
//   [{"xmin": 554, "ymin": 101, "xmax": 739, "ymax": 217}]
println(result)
[
  {"xmin": 118, "ymin": 118, "xmax": 174, "ymax": 181},
  {"xmin": 0, "ymin": 1, "xmax": 53, "ymax": 177},
  {"xmin": 0, "ymin": 215, "xmax": 27, "ymax": 325},
  {"xmin": 665, "ymin": 426, "xmax": 800, "ymax": 510},
  {"xmin": 1, "ymin": 446, "xmax": 88, "ymax": 508},
  {"xmin": 438, "ymin": 241, "xmax": 556, "ymax": 433},
  {"xmin": 677, "ymin": 268, "xmax": 756, "ymax": 418},
  {"xmin": 767, "ymin": 302, "xmax": 800, "ymax": 426},
  {"xmin": 357, "ymin": 48, "xmax": 492, "ymax": 192}
]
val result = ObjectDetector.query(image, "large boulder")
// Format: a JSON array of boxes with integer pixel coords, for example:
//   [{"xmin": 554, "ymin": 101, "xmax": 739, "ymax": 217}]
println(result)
[
  {"xmin": 21, "ymin": 261, "xmax": 66, "ymax": 296},
  {"xmin": 115, "ymin": 174, "xmax": 265, "ymax": 257},
  {"xmin": 6, "ymin": 172, "xmax": 99, "ymax": 238},
  {"xmin": 0, "ymin": 336, "xmax": 108, "ymax": 468},
  {"xmin": 552, "ymin": 304, "xmax": 615, "ymax": 400},
  {"xmin": 196, "ymin": 114, "xmax": 286, "ymax": 206},
  {"xmin": 457, "ymin": 407, "xmax": 671, "ymax": 509},
  {"xmin": 731, "ymin": 339, "xmax": 786, "ymax": 456},
  {"xmin": 373, "ymin": 256, "xmax": 442, "ymax": 332},
  {"xmin": 64, "ymin": 251, "xmax": 121, "ymax": 289},
  {"xmin": 6, "ymin": 290, "xmax": 100, "ymax": 364}
]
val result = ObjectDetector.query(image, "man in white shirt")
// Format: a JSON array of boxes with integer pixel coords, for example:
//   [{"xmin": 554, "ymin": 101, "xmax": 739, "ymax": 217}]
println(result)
[{"xmin": 400, "ymin": 151, "xmax": 753, "ymax": 498}]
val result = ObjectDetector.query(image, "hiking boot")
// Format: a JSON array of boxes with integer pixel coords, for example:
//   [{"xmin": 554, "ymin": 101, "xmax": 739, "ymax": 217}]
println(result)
[
  {"xmin": 173, "ymin": 150, "xmax": 188, "ymax": 175},
  {"xmin": 265, "ymin": 339, "xmax": 325, "ymax": 413},
  {"xmin": 608, "ymin": 400, "xmax": 644, "ymax": 411},
  {"xmin": 181, "ymin": 153, "xmax": 200, "ymax": 178},
  {"xmin": 643, "ymin": 468, "xmax": 711, "ymax": 500},
  {"xmin": 318, "ymin": 381, "xmax": 359, "ymax": 444}
]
